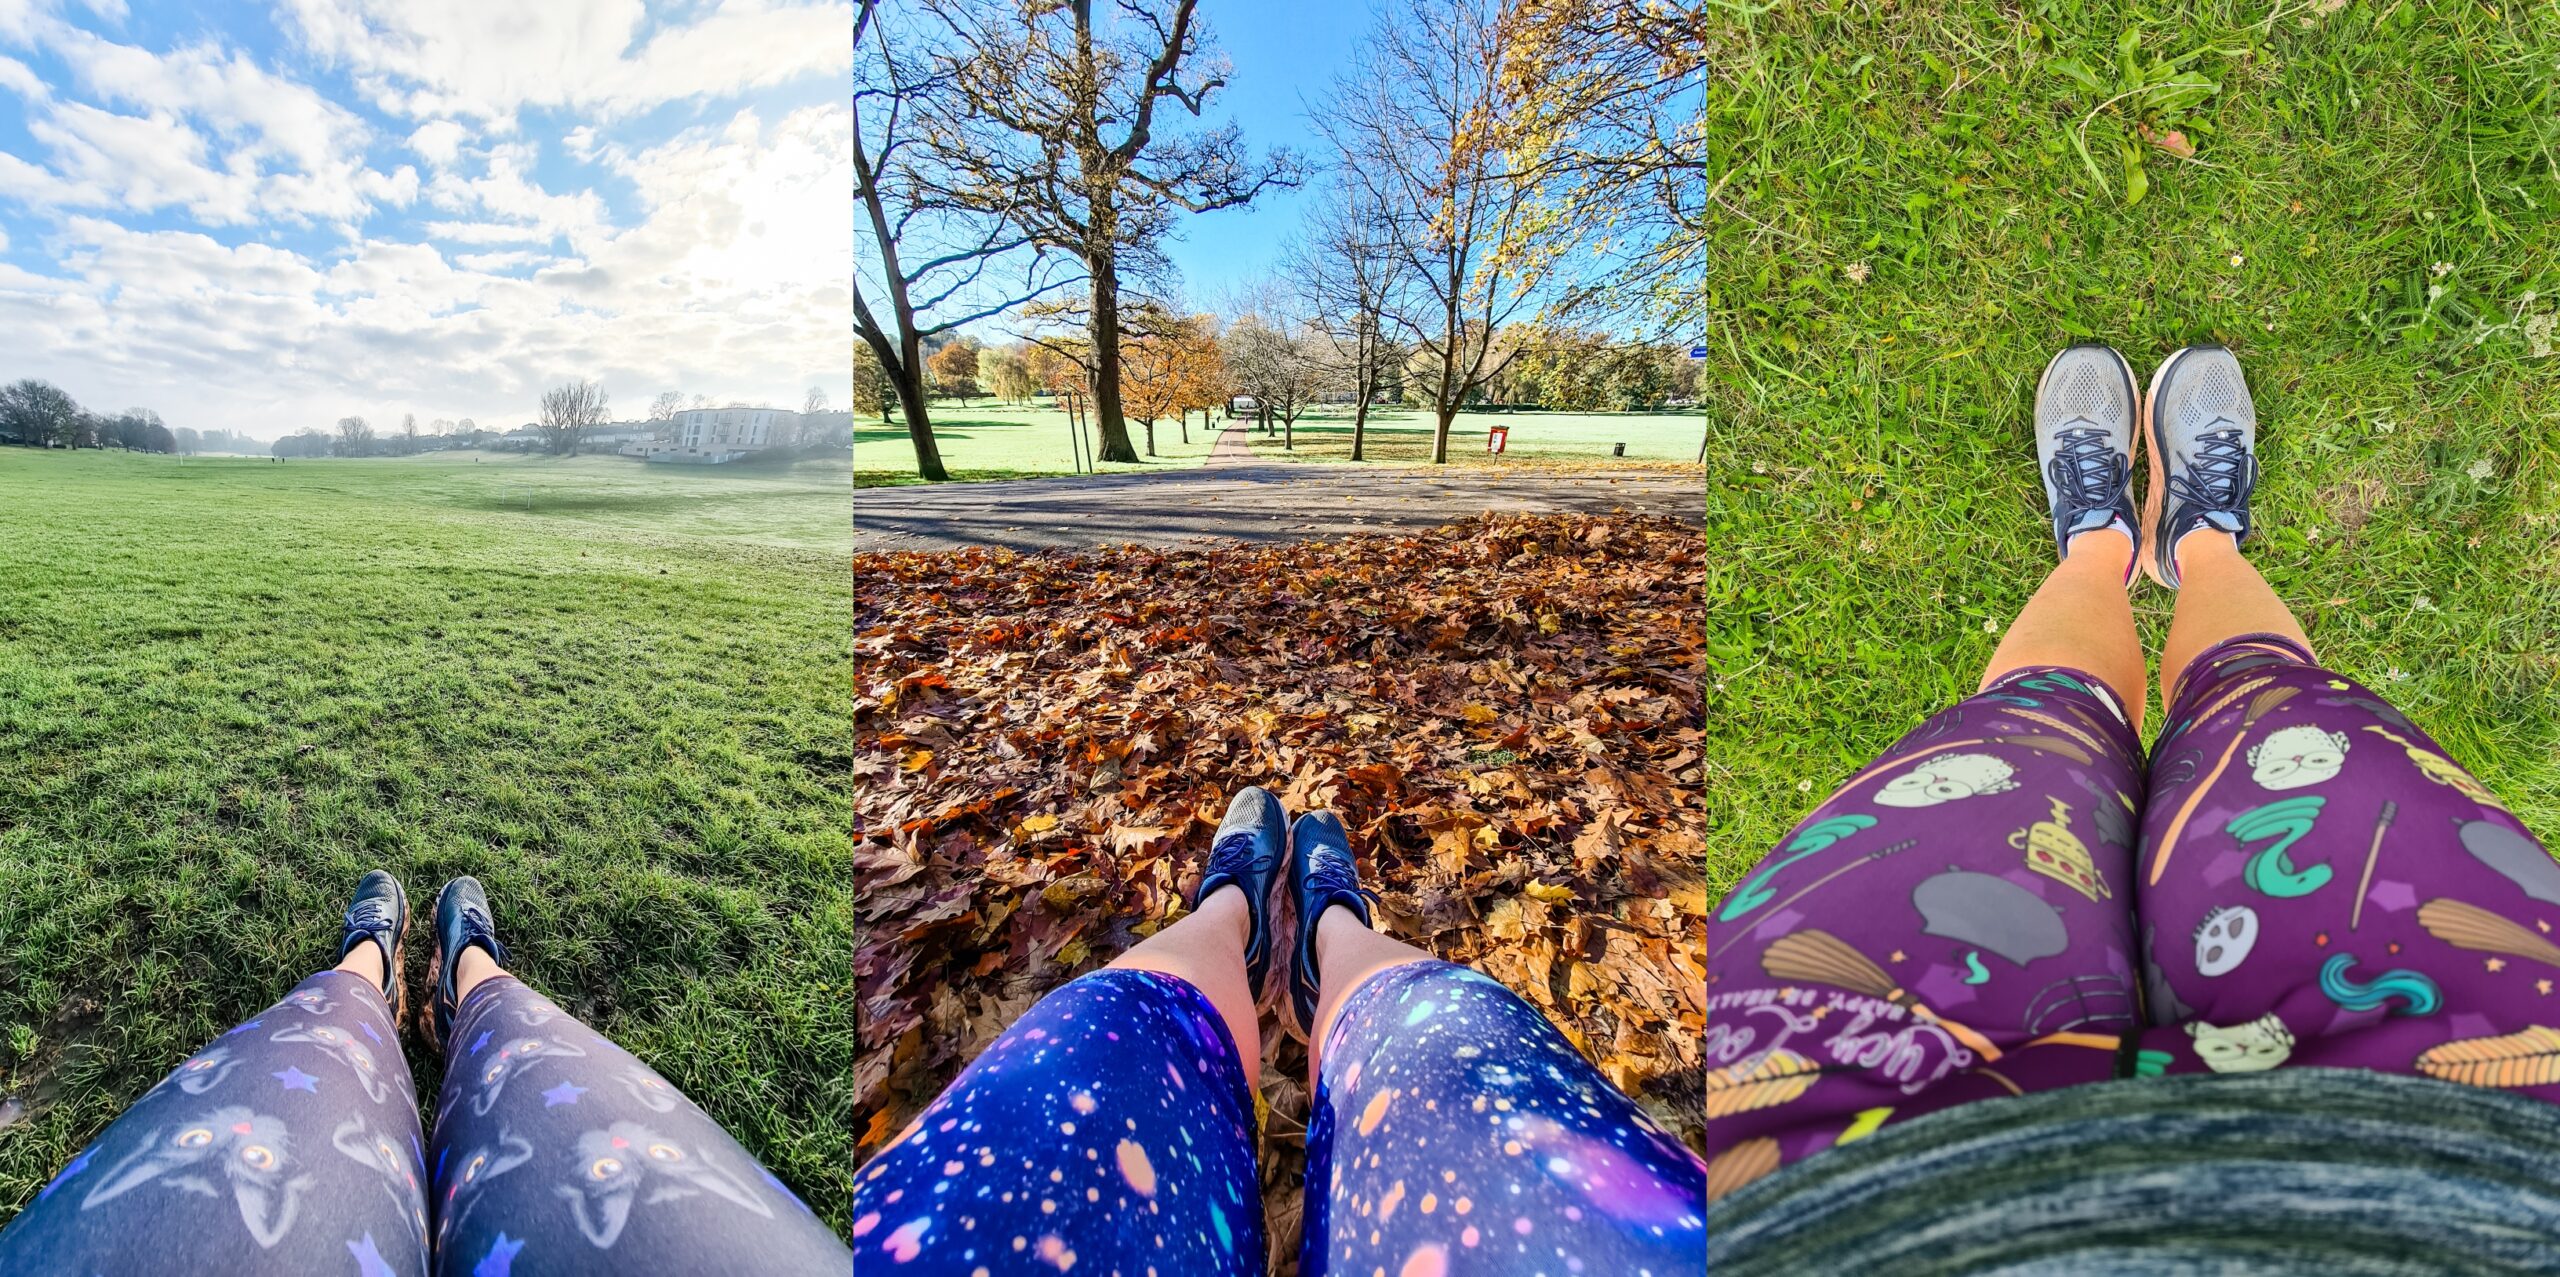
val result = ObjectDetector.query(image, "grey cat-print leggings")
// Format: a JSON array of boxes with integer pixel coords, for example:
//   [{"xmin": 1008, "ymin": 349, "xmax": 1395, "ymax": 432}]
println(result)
[{"xmin": 0, "ymin": 968, "xmax": 852, "ymax": 1275}]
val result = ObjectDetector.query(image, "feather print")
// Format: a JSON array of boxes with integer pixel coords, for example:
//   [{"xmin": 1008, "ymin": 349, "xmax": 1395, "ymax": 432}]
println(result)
[
  {"xmin": 1706, "ymin": 1138, "xmax": 1780, "ymax": 1202},
  {"xmin": 1705, "ymin": 1050, "xmax": 1821, "ymax": 1118},
  {"xmin": 2416, "ymin": 1026, "xmax": 2560, "ymax": 1090}
]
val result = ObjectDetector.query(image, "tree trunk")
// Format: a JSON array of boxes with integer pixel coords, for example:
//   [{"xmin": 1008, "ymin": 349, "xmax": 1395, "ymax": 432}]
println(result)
[
  {"xmin": 1283, "ymin": 412, "xmax": 1293, "ymax": 451},
  {"xmin": 1178, "ymin": 411, "xmax": 1189, "ymax": 445},
  {"xmin": 891, "ymin": 363, "xmax": 947, "ymax": 482},
  {"xmin": 1351, "ymin": 394, "xmax": 1369, "ymax": 462},
  {"xmin": 1085, "ymin": 254, "xmax": 1140, "ymax": 463},
  {"xmin": 1432, "ymin": 402, "xmax": 1456, "ymax": 465},
  {"xmin": 1143, "ymin": 419, "xmax": 1156, "ymax": 456}
]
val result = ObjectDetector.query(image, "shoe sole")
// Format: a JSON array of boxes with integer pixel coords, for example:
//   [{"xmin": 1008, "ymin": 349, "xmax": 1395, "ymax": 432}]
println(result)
[
  {"xmin": 2140, "ymin": 344, "xmax": 2215, "ymax": 589},
  {"xmin": 2034, "ymin": 342, "xmax": 2141, "ymax": 569}
]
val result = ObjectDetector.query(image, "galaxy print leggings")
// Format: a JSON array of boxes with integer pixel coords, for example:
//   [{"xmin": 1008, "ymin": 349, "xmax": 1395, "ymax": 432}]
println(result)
[
  {"xmin": 0, "ymin": 969, "xmax": 853, "ymax": 1275},
  {"xmin": 854, "ymin": 963, "xmax": 1707, "ymax": 1275},
  {"xmin": 1707, "ymin": 633, "xmax": 2560, "ymax": 1200}
]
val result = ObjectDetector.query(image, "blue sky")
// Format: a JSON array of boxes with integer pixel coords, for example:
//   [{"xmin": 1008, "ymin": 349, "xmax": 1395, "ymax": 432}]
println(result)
[
  {"xmin": 1154, "ymin": 0, "xmax": 1368, "ymax": 305},
  {"xmin": 0, "ymin": 0, "xmax": 851, "ymax": 439}
]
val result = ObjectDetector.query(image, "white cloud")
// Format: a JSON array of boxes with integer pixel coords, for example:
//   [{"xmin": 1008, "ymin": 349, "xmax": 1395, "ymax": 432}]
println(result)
[
  {"xmin": 406, "ymin": 118, "xmax": 465, "ymax": 167},
  {"xmin": 283, "ymin": 0, "xmax": 850, "ymax": 121},
  {"xmin": 0, "ymin": 53, "xmax": 45, "ymax": 100}
]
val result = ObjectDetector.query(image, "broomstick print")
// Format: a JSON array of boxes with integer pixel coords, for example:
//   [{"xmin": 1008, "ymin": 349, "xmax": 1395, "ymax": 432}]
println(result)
[
  {"xmin": 1708, "ymin": 839, "xmax": 1918, "ymax": 962},
  {"xmin": 2417, "ymin": 898, "xmax": 2560, "ymax": 968},
  {"xmin": 1759, "ymin": 930, "xmax": 2004, "ymax": 1061},
  {"xmin": 2416, "ymin": 1026, "xmax": 2560, "ymax": 1090},
  {"xmin": 2147, "ymin": 685, "xmax": 2301, "ymax": 885}
]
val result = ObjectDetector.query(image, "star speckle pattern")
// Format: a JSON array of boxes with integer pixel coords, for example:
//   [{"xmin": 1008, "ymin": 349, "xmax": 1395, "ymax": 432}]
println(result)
[
  {"xmin": 853, "ymin": 970, "xmax": 1264, "ymax": 1276},
  {"xmin": 1306, "ymin": 962, "xmax": 1704, "ymax": 1275}
]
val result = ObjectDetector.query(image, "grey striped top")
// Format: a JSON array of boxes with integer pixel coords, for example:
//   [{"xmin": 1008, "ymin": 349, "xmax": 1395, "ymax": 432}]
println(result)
[{"xmin": 1710, "ymin": 1069, "xmax": 2560, "ymax": 1275}]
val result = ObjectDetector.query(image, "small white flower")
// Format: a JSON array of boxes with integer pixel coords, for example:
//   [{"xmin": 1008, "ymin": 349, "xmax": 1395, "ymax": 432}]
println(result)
[
  {"xmin": 2428, "ymin": 283, "xmax": 2445, "ymax": 301},
  {"xmin": 2306, "ymin": 526, "xmax": 2322, "ymax": 541},
  {"xmin": 2431, "ymin": 261, "xmax": 2453, "ymax": 277},
  {"xmin": 2414, "ymin": 594, "xmax": 2436, "ymax": 612},
  {"xmin": 1983, "ymin": 618, "xmax": 2000, "ymax": 634},
  {"xmin": 2386, "ymin": 667, "xmax": 2410, "ymax": 683},
  {"xmin": 1796, "ymin": 779, "xmax": 1814, "ymax": 793},
  {"xmin": 1844, "ymin": 261, "xmax": 1872, "ymax": 284},
  {"xmin": 1751, "ymin": 460, "xmax": 1767, "ymax": 474},
  {"xmin": 2468, "ymin": 457, "xmax": 2496, "ymax": 481},
  {"xmin": 2373, "ymin": 416, "xmax": 2396, "ymax": 434},
  {"xmin": 2229, "ymin": 252, "xmax": 2246, "ymax": 266}
]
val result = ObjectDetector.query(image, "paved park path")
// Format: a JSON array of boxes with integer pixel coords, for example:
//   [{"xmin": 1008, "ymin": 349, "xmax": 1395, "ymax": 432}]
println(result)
[{"xmin": 853, "ymin": 426, "xmax": 1697, "ymax": 553}]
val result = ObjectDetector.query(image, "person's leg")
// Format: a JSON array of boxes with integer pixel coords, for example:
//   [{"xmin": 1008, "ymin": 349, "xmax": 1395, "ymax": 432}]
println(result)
[
  {"xmin": 1979, "ymin": 527, "xmax": 2147, "ymax": 731},
  {"xmin": 0, "ymin": 881, "xmax": 429, "ymax": 1275},
  {"xmin": 2158, "ymin": 532, "xmax": 2315, "ymax": 704},
  {"xmin": 1296, "ymin": 913, "xmax": 1705, "ymax": 1275},
  {"xmin": 424, "ymin": 950, "xmax": 851, "ymax": 1275},
  {"xmin": 1109, "ymin": 882, "xmax": 1263, "ymax": 1073}
]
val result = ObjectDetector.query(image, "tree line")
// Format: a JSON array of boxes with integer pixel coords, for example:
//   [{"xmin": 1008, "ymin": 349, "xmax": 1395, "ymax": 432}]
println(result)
[
  {"xmin": 0, "ymin": 378, "xmax": 257, "ymax": 454},
  {"xmin": 854, "ymin": 0, "xmax": 1703, "ymax": 480}
]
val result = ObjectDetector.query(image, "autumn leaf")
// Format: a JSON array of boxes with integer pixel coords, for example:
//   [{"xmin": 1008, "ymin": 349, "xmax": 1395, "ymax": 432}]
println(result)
[
  {"xmin": 901, "ymin": 749, "xmax": 933, "ymax": 773},
  {"xmin": 1524, "ymin": 880, "xmax": 1575, "ymax": 904},
  {"xmin": 1462, "ymin": 703, "xmax": 1498, "ymax": 723},
  {"xmin": 1018, "ymin": 813, "xmax": 1059, "ymax": 834}
]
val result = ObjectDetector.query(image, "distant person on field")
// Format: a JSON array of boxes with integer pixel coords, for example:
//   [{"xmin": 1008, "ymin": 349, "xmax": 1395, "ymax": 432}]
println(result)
[
  {"xmin": 0, "ymin": 873, "xmax": 852, "ymax": 1276},
  {"xmin": 1709, "ymin": 343, "xmax": 2560, "ymax": 1270},
  {"xmin": 852, "ymin": 786, "xmax": 1707, "ymax": 1275}
]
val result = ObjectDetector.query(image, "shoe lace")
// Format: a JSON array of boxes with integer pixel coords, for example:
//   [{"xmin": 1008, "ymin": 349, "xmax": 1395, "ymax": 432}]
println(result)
[
  {"xmin": 345, "ymin": 897, "xmax": 395, "ymax": 932},
  {"xmin": 2167, "ymin": 428, "xmax": 2253, "ymax": 513},
  {"xmin": 2047, "ymin": 426, "xmax": 2126, "ymax": 513}
]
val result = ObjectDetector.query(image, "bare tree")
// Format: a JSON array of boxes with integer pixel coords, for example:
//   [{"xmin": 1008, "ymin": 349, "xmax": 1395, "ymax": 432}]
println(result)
[
  {"xmin": 1316, "ymin": 0, "xmax": 1563, "ymax": 463},
  {"xmin": 855, "ymin": 0, "xmax": 1073, "ymax": 483},
  {"xmin": 1220, "ymin": 301, "xmax": 1319, "ymax": 450},
  {"xmin": 537, "ymin": 381, "xmax": 609, "ymax": 456},
  {"xmin": 915, "ymin": 0, "xmax": 1297, "ymax": 464},
  {"xmin": 335, "ymin": 415, "xmax": 374, "ymax": 456},
  {"xmin": 1289, "ymin": 185, "xmax": 1403, "ymax": 461},
  {"xmin": 400, "ymin": 412, "xmax": 420, "ymax": 455},
  {"xmin": 804, "ymin": 386, "xmax": 830, "ymax": 416},
  {"xmin": 649, "ymin": 391, "xmax": 684, "ymax": 430}
]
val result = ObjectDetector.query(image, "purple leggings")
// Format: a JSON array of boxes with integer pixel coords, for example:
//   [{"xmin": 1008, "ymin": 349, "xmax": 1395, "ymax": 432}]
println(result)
[{"xmin": 1707, "ymin": 634, "xmax": 2560, "ymax": 1198}]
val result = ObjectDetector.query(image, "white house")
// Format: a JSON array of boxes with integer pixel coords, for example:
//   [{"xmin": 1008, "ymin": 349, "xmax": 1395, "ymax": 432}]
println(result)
[{"xmin": 652, "ymin": 407, "xmax": 796, "ymax": 464}]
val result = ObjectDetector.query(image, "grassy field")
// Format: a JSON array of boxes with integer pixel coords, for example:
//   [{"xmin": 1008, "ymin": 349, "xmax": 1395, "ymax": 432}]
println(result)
[
  {"xmin": 855, "ymin": 402, "xmax": 1218, "ymax": 485},
  {"xmin": 0, "ymin": 449, "xmax": 853, "ymax": 1230},
  {"xmin": 1705, "ymin": 4, "xmax": 2560, "ymax": 898},
  {"xmin": 1242, "ymin": 407, "xmax": 1707, "ymax": 466}
]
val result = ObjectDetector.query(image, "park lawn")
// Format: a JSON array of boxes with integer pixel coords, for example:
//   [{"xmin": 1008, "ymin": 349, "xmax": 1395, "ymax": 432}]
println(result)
[
  {"xmin": 0, "ymin": 449, "xmax": 854, "ymax": 1231},
  {"xmin": 1705, "ymin": 4, "xmax": 2560, "ymax": 899},
  {"xmin": 855, "ymin": 402, "xmax": 1218, "ymax": 486},
  {"xmin": 1242, "ymin": 407, "xmax": 1708, "ymax": 466}
]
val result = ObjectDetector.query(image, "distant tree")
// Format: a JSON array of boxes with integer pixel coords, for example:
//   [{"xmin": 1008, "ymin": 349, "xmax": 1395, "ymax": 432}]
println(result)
[
  {"xmin": 1221, "ymin": 312, "xmax": 1319, "ymax": 447},
  {"xmin": 457, "ymin": 417, "xmax": 478, "ymax": 444},
  {"xmin": 928, "ymin": 341, "xmax": 981, "ymax": 405},
  {"xmin": 915, "ymin": 0, "xmax": 1298, "ymax": 462},
  {"xmin": 689, "ymin": 394, "xmax": 711, "ymax": 411},
  {"xmin": 1289, "ymin": 183, "xmax": 1402, "ymax": 460},
  {"xmin": 174, "ymin": 426, "xmax": 201, "ymax": 453},
  {"xmin": 853, "ymin": 344, "xmax": 894, "ymax": 422},
  {"xmin": 273, "ymin": 429, "xmax": 333, "ymax": 458},
  {"xmin": 804, "ymin": 386, "xmax": 830, "ymax": 417},
  {"xmin": 0, "ymin": 379, "xmax": 80, "ymax": 447},
  {"xmin": 400, "ymin": 412, "xmax": 420, "ymax": 454},
  {"xmin": 650, "ymin": 391, "xmax": 683, "ymax": 423},
  {"xmin": 537, "ymin": 380, "xmax": 610, "ymax": 455},
  {"xmin": 336, "ymin": 415, "xmax": 375, "ymax": 456},
  {"xmin": 982, "ymin": 346, "xmax": 1034, "ymax": 405},
  {"xmin": 1119, "ymin": 306, "xmax": 1203, "ymax": 457}
]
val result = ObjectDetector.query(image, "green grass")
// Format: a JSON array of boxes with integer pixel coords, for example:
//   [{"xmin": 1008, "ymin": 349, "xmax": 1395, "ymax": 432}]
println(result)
[
  {"xmin": 855, "ymin": 402, "xmax": 1218, "ymax": 485},
  {"xmin": 1241, "ymin": 407, "xmax": 1708, "ymax": 465},
  {"xmin": 1705, "ymin": 3, "xmax": 2560, "ymax": 900},
  {"xmin": 0, "ymin": 449, "xmax": 852, "ymax": 1230}
]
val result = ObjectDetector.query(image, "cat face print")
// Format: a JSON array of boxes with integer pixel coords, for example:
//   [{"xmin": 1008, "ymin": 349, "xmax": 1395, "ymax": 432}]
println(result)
[
  {"xmin": 2187, "ymin": 1013, "xmax": 2295, "ymax": 1073},
  {"xmin": 274, "ymin": 987, "xmax": 336, "ymax": 1017},
  {"xmin": 82, "ymin": 1106, "xmax": 312, "ymax": 1247},
  {"xmin": 559, "ymin": 1122, "xmax": 773, "ymax": 1249},
  {"xmin": 269, "ymin": 1022, "xmax": 394, "ymax": 1104},
  {"xmin": 435, "ymin": 1132, "xmax": 534, "ymax": 1249},
  {"xmin": 1874, "ymin": 753, "xmax": 2020, "ymax": 808},
  {"xmin": 332, "ymin": 1117, "xmax": 426, "ymax": 1243},
  {"xmin": 462, "ymin": 1036, "xmax": 589, "ymax": 1118},
  {"xmin": 149, "ymin": 1046, "xmax": 240, "ymax": 1097},
  {"xmin": 2247, "ymin": 725, "xmax": 2349, "ymax": 790},
  {"xmin": 615, "ymin": 1066, "xmax": 681, "ymax": 1114}
]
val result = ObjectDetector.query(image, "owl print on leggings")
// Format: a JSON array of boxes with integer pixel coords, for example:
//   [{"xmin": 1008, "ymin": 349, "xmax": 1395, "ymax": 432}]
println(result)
[
  {"xmin": 81, "ymin": 1107, "xmax": 312, "ymax": 1248},
  {"xmin": 559, "ymin": 1121, "xmax": 774, "ymax": 1248}
]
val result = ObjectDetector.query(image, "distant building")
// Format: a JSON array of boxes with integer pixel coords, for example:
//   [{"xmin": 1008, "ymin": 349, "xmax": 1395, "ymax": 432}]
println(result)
[{"xmin": 651, "ymin": 407, "xmax": 797, "ymax": 464}]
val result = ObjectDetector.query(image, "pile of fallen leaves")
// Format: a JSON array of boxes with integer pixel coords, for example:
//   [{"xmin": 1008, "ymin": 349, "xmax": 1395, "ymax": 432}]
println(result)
[{"xmin": 853, "ymin": 512, "xmax": 1707, "ymax": 1267}]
